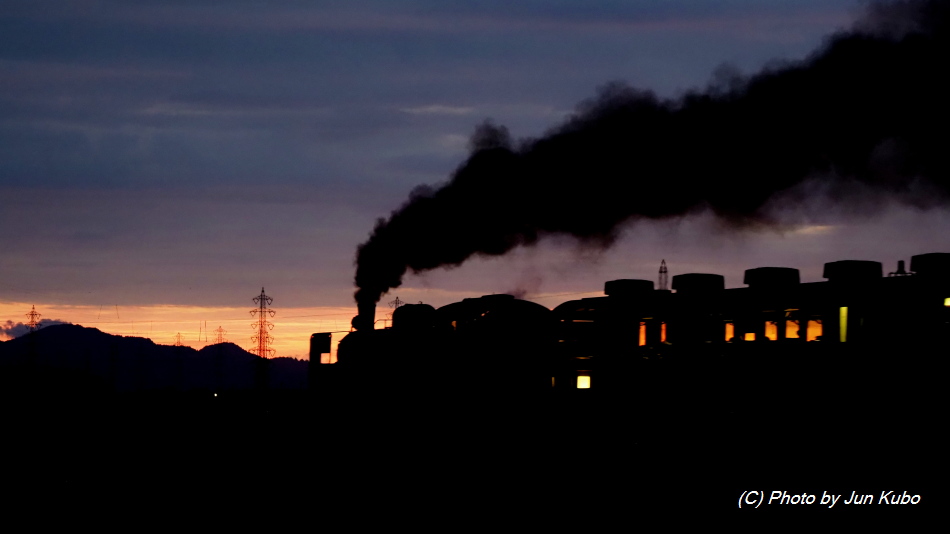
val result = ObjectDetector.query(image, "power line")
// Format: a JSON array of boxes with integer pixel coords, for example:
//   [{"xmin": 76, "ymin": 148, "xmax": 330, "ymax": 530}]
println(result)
[{"xmin": 83, "ymin": 311, "xmax": 355, "ymax": 325}]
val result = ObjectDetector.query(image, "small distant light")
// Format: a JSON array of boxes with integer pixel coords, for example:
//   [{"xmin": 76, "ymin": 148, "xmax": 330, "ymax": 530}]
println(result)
[
  {"xmin": 577, "ymin": 376, "xmax": 590, "ymax": 389},
  {"xmin": 944, "ymin": 298, "xmax": 950, "ymax": 307},
  {"xmin": 214, "ymin": 393, "xmax": 218, "ymax": 397}
]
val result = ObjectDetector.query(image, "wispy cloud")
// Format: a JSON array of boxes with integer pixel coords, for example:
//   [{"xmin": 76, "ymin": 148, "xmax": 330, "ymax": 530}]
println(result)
[
  {"xmin": 11, "ymin": 2, "xmax": 850, "ymax": 39},
  {"xmin": 401, "ymin": 105, "xmax": 475, "ymax": 116},
  {"xmin": 789, "ymin": 224, "xmax": 836, "ymax": 236}
]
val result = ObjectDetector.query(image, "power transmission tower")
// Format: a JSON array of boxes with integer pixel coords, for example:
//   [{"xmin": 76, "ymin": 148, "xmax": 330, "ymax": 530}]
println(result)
[
  {"xmin": 250, "ymin": 287, "xmax": 276, "ymax": 358},
  {"xmin": 26, "ymin": 305, "xmax": 41, "ymax": 333},
  {"xmin": 25, "ymin": 305, "xmax": 41, "ymax": 365},
  {"xmin": 383, "ymin": 296, "xmax": 404, "ymax": 328},
  {"xmin": 659, "ymin": 259, "xmax": 669, "ymax": 291},
  {"xmin": 213, "ymin": 326, "xmax": 227, "ymax": 344},
  {"xmin": 174, "ymin": 332, "xmax": 184, "ymax": 346}
]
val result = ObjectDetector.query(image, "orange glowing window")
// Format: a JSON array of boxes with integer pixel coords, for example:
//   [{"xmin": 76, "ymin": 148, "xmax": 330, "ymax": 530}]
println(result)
[
  {"xmin": 638, "ymin": 322, "xmax": 646, "ymax": 346},
  {"xmin": 660, "ymin": 322, "xmax": 667, "ymax": 342},
  {"xmin": 807, "ymin": 320, "xmax": 822, "ymax": 341},
  {"xmin": 765, "ymin": 322, "xmax": 778, "ymax": 341},
  {"xmin": 743, "ymin": 333, "xmax": 755, "ymax": 341},
  {"xmin": 725, "ymin": 322, "xmax": 734, "ymax": 341},
  {"xmin": 785, "ymin": 320, "xmax": 800, "ymax": 339}
]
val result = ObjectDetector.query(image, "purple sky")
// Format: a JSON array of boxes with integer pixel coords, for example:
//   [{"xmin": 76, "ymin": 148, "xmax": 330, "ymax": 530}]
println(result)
[{"xmin": 2, "ymin": 0, "xmax": 946, "ymax": 318}]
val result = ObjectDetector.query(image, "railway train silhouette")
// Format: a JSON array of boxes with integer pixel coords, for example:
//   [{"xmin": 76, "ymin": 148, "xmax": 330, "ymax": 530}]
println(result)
[{"xmin": 311, "ymin": 252, "xmax": 950, "ymax": 396}]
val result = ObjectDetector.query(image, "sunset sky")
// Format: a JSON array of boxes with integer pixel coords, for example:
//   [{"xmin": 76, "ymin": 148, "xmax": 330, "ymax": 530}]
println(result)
[{"xmin": 3, "ymin": 0, "xmax": 949, "ymax": 359}]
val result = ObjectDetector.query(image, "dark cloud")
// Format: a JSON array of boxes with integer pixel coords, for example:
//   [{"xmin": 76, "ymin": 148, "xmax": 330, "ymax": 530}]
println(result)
[
  {"xmin": 0, "ymin": 0, "xmax": 856, "ymax": 189},
  {"xmin": 0, "ymin": 1, "xmax": 869, "ymax": 312}
]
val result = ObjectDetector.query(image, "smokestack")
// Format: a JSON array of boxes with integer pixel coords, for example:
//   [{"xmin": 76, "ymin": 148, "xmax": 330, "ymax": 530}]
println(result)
[
  {"xmin": 352, "ymin": 301, "xmax": 376, "ymax": 331},
  {"xmin": 354, "ymin": 0, "xmax": 950, "ymax": 307}
]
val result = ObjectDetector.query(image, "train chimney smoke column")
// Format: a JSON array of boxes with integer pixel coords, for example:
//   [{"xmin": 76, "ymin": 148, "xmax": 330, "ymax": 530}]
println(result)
[
  {"xmin": 354, "ymin": 0, "xmax": 950, "ymax": 309},
  {"xmin": 352, "ymin": 301, "xmax": 376, "ymax": 331}
]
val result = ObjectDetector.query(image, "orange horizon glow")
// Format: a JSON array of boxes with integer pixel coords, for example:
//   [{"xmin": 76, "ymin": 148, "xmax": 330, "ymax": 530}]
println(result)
[{"xmin": 0, "ymin": 301, "xmax": 358, "ymax": 361}]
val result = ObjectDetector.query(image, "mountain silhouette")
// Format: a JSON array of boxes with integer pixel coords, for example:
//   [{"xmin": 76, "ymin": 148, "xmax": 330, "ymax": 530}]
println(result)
[{"xmin": 0, "ymin": 324, "xmax": 307, "ymax": 397}]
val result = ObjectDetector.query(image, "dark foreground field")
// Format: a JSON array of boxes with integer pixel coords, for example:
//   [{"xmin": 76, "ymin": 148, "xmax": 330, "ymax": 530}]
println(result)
[{"xmin": 2, "ymin": 384, "xmax": 939, "ymax": 523}]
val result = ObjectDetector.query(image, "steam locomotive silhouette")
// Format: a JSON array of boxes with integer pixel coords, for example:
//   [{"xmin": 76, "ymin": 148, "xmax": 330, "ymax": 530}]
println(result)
[{"xmin": 312, "ymin": 252, "xmax": 950, "ymax": 396}]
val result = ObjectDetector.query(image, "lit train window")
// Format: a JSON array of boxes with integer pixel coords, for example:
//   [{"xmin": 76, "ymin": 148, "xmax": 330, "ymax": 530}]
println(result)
[
  {"xmin": 638, "ymin": 322, "xmax": 646, "ymax": 346},
  {"xmin": 725, "ymin": 322, "xmax": 734, "ymax": 341},
  {"xmin": 807, "ymin": 320, "xmax": 822, "ymax": 341},
  {"xmin": 660, "ymin": 322, "xmax": 667, "ymax": 342},
  {"xmin": 743, "ymin": 333, "xmax": 755, "ymax": 341},
  {"xmin": 785, "ymin": 320, "xmax": 800, "ymax": 339},
  {"xmin": 577, "ymin": 374, "xmax": 591, "ymax": 389},
  {"xmin": 945, "ymin": 298, "xmax": 950, "ymax": 307},
  {"xmin": 765, "ymin": 322, "xmax": 778, "ymax": 341}
]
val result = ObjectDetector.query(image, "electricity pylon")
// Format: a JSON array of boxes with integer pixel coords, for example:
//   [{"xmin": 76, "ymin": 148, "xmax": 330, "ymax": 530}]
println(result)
[
  {"xmin": 26, "ymin": 305, "xmax": 41, "ymax": 333},
  {"xmin": 213, "ymin": 326, "xmax": 227, "ymax": 344},
  {"xmin": 250, "ymin": 287, "xmax": 275, "ymax": 358}
]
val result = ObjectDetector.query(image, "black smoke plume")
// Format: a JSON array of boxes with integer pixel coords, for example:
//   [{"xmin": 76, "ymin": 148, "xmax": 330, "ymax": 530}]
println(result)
[{"xmin": 355, "ymin": 0, "xmax": 950, "ymax": 309}]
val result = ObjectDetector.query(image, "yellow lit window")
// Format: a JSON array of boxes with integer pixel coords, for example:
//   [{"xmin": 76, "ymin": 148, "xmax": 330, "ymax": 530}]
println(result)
[
  {"xmin": 743, "ymin": 332, "xmax": 755, "ymax": 341},
  {"xmin": 577, "ymin": 375, "xmax": 590, "ymax": 389},
  {"xmin": 725, "ymin": 322, "xmax": 734, "ymax": 341},
  {"xmin": 944, "ymin": 298, "xmax": 950, "ymax": 307}
]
